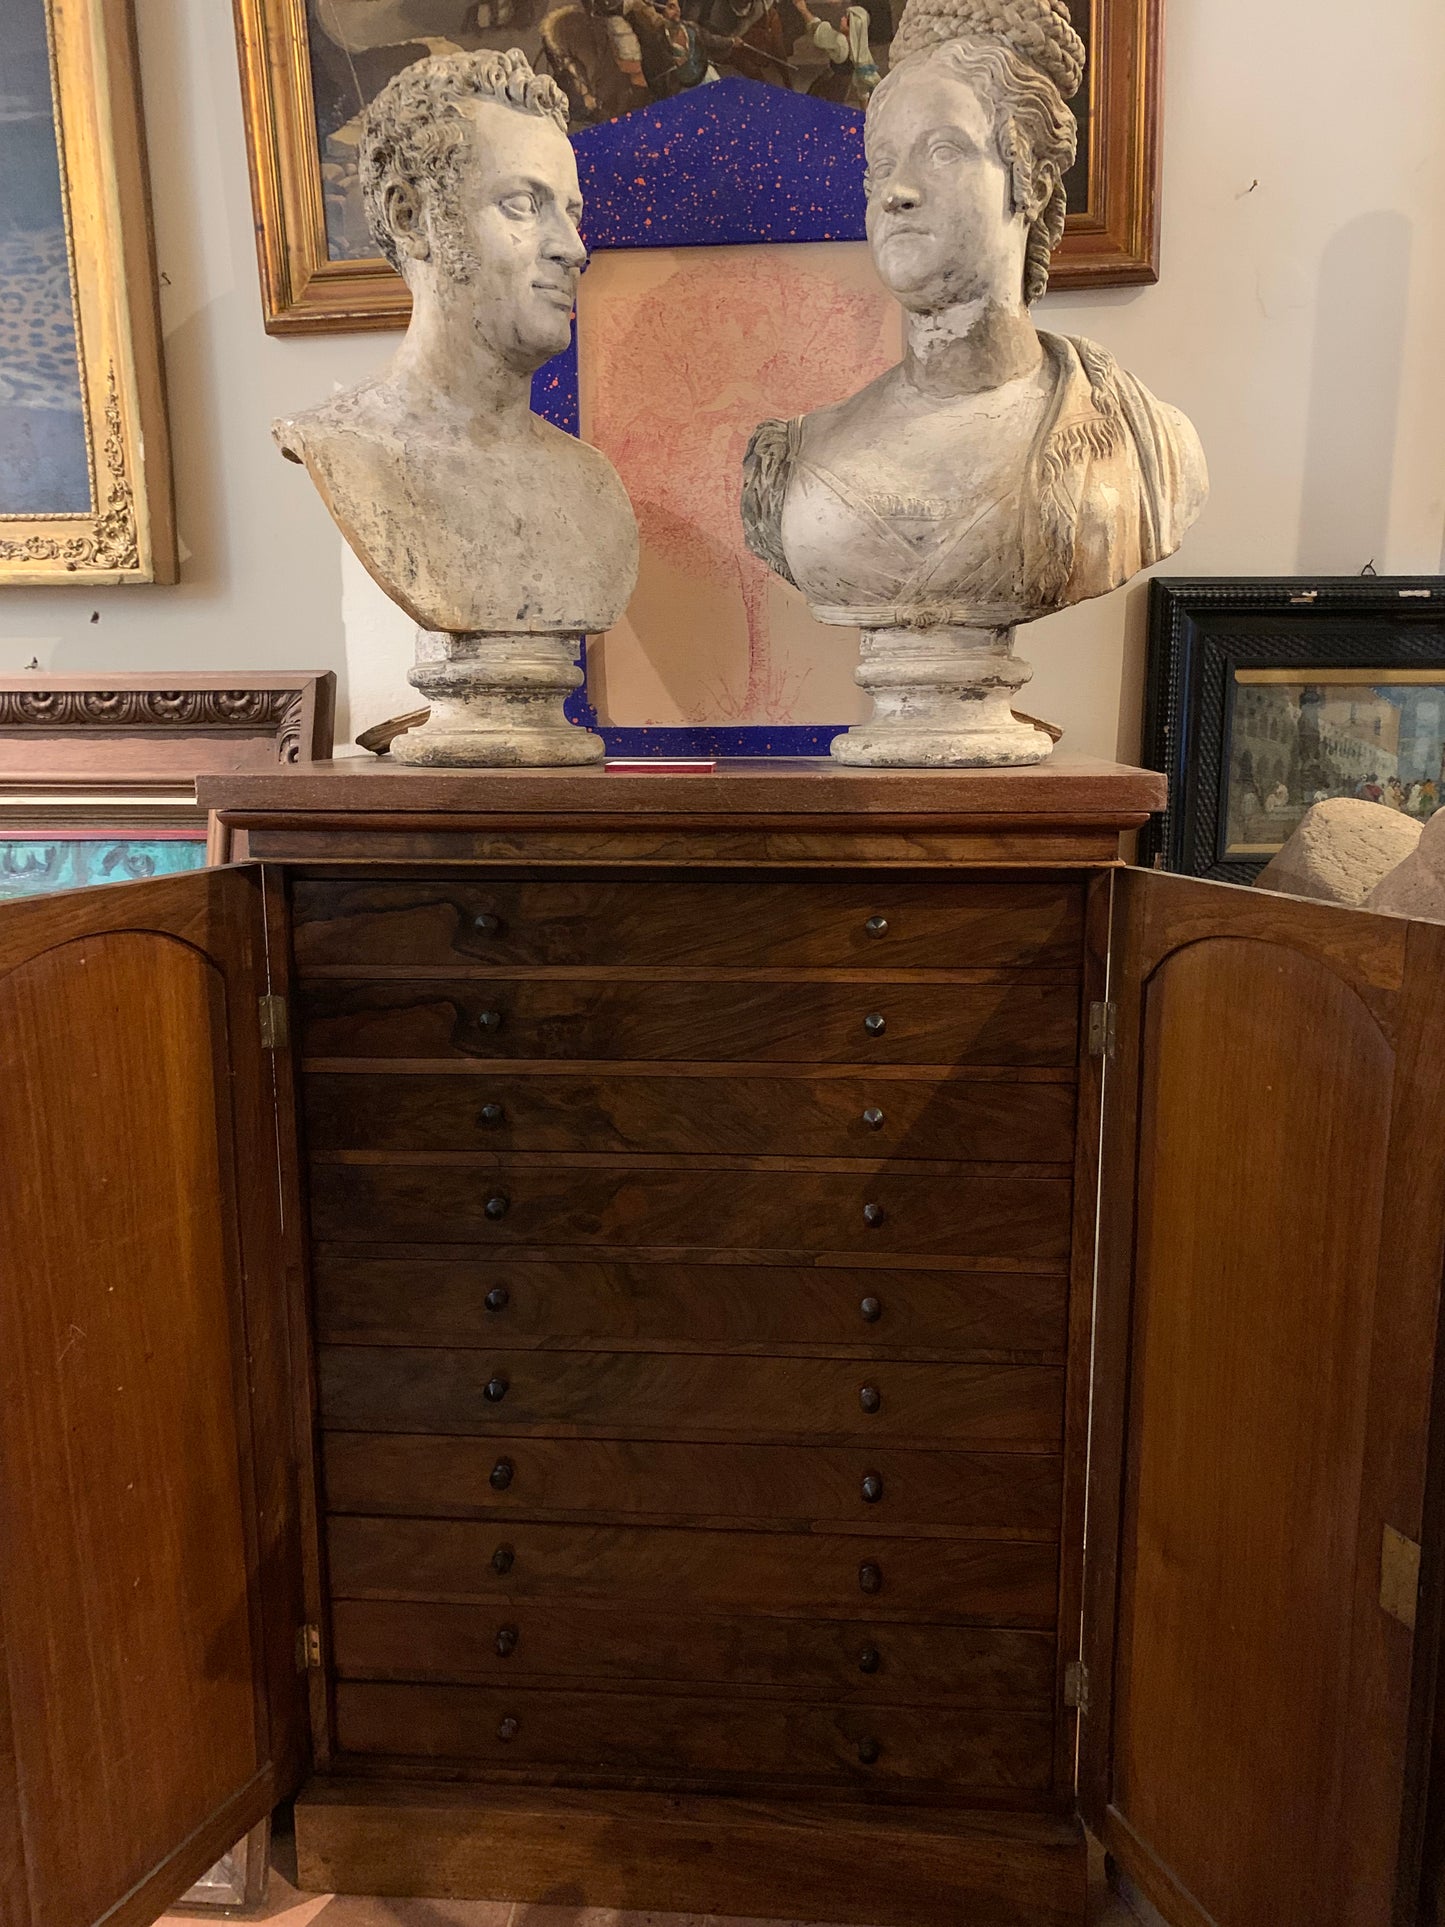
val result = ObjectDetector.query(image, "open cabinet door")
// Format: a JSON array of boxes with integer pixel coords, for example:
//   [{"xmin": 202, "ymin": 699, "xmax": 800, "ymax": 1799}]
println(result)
[
  {"xmin": 0, "ymin": 869, "xmax": 308, "ymax": 1927},
  {"xmin": 1080, "ymin": 869, "xmax": 1445, "ymax": 1927}
]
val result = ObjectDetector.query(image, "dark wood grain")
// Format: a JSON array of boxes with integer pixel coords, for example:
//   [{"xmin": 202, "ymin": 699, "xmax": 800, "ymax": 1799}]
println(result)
[
  {"xmin": 312, "ymin": 1252, "xmax": 1069, "ymax": 1359},
  {"xmin": 321, "ymin": 1432, "xmax": 1063, "ymax": 1534},
  {"xmin": 291, "ymin": 878, "xmax": 1082, "ymax": 971},
  {"xmin": 302, "ymin": 1068, "xmax": 1078, "ymax": 1163},
  {"xmin": 0, "ymin": 870, "xmax": 302, "ymax": 1927},
  {"xmin": 326, "ymin": 1517, "xmax": 1058, "ymax": 1625},
  {"xmin": 299, "ymin": 976, "xmax": 1079, "ymax": 1067},
  {"xmin": 318, "ymin": 1347, "xmax": 1063, "ymax": 1449},
  {"xmin": 1083, "ymin": 871, "xmax": 1445, "ymax": 1927},
  {"xmin": 308, "ymin": 1165, "xmax": 1072, "ymax": 1262},
  {"xmin": 332, "ymin": 1679, "xmax": 1054, "ymax": 1793},
  {"xmin": 330, "ymin": 1598, "xmax": 1056, "ymax": 1704}
]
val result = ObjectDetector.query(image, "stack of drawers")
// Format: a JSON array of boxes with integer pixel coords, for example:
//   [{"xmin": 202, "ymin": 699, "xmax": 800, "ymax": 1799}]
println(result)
[{"xmin": 293, "ymin": 872, "xmax": 1083, "ymax": 1807}]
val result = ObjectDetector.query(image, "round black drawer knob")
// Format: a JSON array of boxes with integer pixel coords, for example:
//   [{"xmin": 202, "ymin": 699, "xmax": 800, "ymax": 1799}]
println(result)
[
  {"xmin": 859, "ymin": 1562, "xmax": 882, "ymax": 1594},
  {"xmin": 859, "ymin": 1296, "xmax": 882, "ymax": 1324},
  {"xmin": 862, "ymin": 1106, "xmax": 885, "ymax": 1130},
  {"xmin": 861, "ymin": 1472, "xmax": 883, "ymax": 1504},
  {"xmin": 472, "ymin": 912, "xmax": 504, "ymax": 937},
  {"xmin": 857, "ymin": 1737, "xmax": 881, "ymax": 1765},
  {"xmin": 863, "ymin": 1011, "xmax": 886, "ymax": 1036},
  {"xmin": 498, "ymin": 1716, "xmax": 520, "ymax": 1742},
  {"xmin": 484, "ymin": 1195, "xmax": 510, "ymax": 1221},
  {"xmin": 479, "ymin": 1102, "xmax": 506, "ymax": 1126},
  {"xmin": 484, "ymin": 1285, "xmax": 510, "ymax": 1313},
  {"xmin": 858, "ymin": 1646, "xmax": 881, "ymax": 1674},
  {"xmin": 490, "ymin": 1456, "xmax": 514, "ymax": 1491},
  {"xmin": 476, "ymin": 1008, "xmax": 504, "ymax": 1033},
  {"xmin": 484, "ymin": 1374, "xmax": 509, "ymax": 1403},
  {"xmin": 864, "ymin": 916, "xmax": 889, "ymax": 938},
  {"xmin": 859, "ymin": 1384, "xmax": 882, "ymax": 1414},
  {"xmin": 495, "ymin": 1625, "xmax": 519, "ymax": 1657},
  {"xmin": 862, "ymin": 1202, "xmax": 886, "ymax": 1228},
  {"xmin": 492, "ymin": 1543, "xmax": 515, "ymax": 1575}
]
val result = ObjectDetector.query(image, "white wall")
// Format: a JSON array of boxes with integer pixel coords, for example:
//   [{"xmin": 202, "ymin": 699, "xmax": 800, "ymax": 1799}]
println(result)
[{"xmin": 2, "ymin": 0, "xmax": 1442, "ymax": 758}]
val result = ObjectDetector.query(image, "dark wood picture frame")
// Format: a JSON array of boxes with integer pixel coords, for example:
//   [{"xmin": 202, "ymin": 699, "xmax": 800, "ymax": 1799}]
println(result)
[
  {"xmin": 231, "ymin": 0, "xmax": 1161, "ymax": 335},
  {"xmin": 1141, "ymin": 577, "xmax": 1445, "ymax": 882}
]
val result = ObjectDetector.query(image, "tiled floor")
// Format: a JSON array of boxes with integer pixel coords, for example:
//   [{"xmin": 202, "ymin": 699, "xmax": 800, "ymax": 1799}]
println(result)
[{"xmin": 157, "ymin": 1828, "xmax": 1144, "ymax": 1927}]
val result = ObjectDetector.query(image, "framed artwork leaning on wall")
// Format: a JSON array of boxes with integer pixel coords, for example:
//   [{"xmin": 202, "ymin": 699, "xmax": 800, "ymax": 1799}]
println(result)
[
  {"xmin": 0, "ymin": 0, "xmax": 176, "ymax": 585},
  {"xmin": 1142, "ymin": 577, "xmax": 1445, "ymax": 883},
  {"xmin": 231, "ymin": 0, "xmax": 1162, "ymax": 333}
]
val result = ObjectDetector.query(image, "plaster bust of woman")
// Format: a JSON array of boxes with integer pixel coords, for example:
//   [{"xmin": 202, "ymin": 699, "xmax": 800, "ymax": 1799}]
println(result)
[{"xmin": 742, "ymin": 0, "xmax": 1207, "ymax": 765}]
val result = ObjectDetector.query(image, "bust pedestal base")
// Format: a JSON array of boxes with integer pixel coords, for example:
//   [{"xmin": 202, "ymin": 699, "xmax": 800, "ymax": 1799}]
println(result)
[
  {"xmin": 392, "ymin": 630, "xmax": 604, "ymax": 769},
  {"xmin": 831, "ymin": 624, "xmax": 1053, "ymax": 769}
]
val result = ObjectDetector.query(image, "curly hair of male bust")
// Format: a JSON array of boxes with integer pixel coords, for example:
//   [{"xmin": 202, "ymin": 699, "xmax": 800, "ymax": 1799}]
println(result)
[
  {"xmin": 360, "ymin": 49, "xmax": 570, "ymax": 279},
  {"xmin": 868, "ymin": 26, "xmax": 1079, "ymax": 304}
]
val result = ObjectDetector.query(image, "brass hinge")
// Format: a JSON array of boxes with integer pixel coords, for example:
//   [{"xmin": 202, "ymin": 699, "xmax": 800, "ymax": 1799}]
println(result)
[
  {"xmin": 296, "ymin": 1623, "xmax": 322, "ymax": 1671},
  {"xmin": 259, "ymin": 993, "xmax": 289, "ymax": 1051},
  {"xmin": 1064, "ymin": 1659, "xmax": 1090, "ymax": 1712},
  {"xmin": 1380, "ymin": 1526, "xmax": 1422, "ymax": 1630},
  {"xmin": 1087, "ymin": 1001, "xmax": 1117, "ymax": 1060}
]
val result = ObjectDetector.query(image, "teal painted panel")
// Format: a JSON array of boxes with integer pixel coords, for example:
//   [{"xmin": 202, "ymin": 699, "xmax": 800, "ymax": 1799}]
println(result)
[{"xmin": 0, "ymin": 838, "xmax": 207, "ymax": 900}]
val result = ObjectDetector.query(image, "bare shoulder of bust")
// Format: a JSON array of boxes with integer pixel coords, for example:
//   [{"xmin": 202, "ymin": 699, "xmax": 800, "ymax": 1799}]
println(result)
[{"xmin": 272, "ymin": 381, "xmax": 393, "ymax": 468}]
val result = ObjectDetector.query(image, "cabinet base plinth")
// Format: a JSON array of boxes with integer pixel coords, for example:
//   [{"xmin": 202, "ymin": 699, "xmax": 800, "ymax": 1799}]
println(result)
[{"xmin": 294, "ymin": 1780, "xmax": 1086, "ymax": 1927}]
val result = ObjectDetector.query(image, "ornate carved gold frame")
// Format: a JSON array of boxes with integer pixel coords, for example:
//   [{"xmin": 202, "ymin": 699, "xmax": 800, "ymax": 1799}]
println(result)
[
  {"xmin": 0, "ymin": 0, "xmax": 176, "ymax": 585},
  {"xmin": 232, "ymin": 0, "xmax": 1161, "ymax": 336}
]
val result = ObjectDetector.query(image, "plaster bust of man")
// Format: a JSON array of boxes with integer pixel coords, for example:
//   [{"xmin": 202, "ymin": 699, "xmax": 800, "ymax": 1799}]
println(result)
[
  {"xmin": 742, "ymin": 0, "xmax": 1207, "ymax": 766},
  {"xmin": 275, "ymin": 50, "xmax": 638, "ymax": 763}
]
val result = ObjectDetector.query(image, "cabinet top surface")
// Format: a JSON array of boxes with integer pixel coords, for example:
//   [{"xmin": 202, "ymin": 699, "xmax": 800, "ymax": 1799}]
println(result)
[{"xmin": 199, "ymin": 755, "xmax": 1166, "ymax": 821}]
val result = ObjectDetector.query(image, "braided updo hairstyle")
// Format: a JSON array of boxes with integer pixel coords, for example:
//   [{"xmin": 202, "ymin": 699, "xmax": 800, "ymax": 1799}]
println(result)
[
  {"xmin": 877, "ymin": 0, "xmax": 1083, "ymax": 303},
  {"xmin": 360, "ymin": 49, "xmax": 570, "ymax": 281}
]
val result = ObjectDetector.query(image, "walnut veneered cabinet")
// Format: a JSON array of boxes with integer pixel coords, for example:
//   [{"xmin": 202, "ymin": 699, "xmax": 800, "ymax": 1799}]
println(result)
[{"xmin": 3, "ymin": 758, "xmax": 1445, "ymax": 1927}]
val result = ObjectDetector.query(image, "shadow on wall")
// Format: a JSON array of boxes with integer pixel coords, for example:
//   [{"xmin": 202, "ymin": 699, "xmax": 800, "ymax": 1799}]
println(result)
[{"xmin": 1297, "ymin": 210, "xmax": 1410, "ymax": 573}]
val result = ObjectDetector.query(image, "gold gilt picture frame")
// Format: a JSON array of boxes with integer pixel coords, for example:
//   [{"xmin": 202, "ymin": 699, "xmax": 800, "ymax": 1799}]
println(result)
[
  {"xmin": 232, "ymin": 0, "xmax": 1161, "ymax": 336},
  {"xmin": 0, "ymin": 0, "xmax": 176, "ymax": 584}
]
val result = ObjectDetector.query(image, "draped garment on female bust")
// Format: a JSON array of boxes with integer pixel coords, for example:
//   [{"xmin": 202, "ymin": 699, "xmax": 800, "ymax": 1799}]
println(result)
[{"xmin": 742, "ymin": 332, "xmax": 1208, "ymax": 630}]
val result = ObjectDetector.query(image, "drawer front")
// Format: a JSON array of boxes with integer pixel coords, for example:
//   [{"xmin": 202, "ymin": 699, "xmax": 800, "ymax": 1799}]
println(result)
[
  {"xmin": 303, "ymin": 1070, "xmax": 1078, "ymax": 1163},
  {"xmin": 318, "ymin": 1348, "xmax": 1064, "ymax": 1448},
  {"xmin": 312, "ymin": 1255, "xmax": 1069, "ymax": 1360},
  {"xmin": 332, "ymin": 1680, "xmax": 1054, "ymax": 1793},
  {"xmin": 330, "ymin": 1598, "xmax": 1056, "ymax": 1705},
  {"xmin": 322, "ymin": 1433, "xmax": 1065, "ymax": 1534},
  {"xmin": 299, "ymin": 978, "xmax": 1079, "ymax": 1068},
  {"xmin": 292, "ymin": 877, "xmax": 1083, "ymax": 972},
  {"xmin": 326, "ymin": 1516, "xmax": 1059, "ymax": 1625},
  {"xmin": 308, "ymin": 1166, "xmax": 1073, "ymax": 1262}
]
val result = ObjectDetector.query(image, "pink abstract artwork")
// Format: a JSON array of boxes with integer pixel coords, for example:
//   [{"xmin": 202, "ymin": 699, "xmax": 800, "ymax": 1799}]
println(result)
[{"xmin": 578, "ymin": 243, "xmax": 902, "ymax": 727}]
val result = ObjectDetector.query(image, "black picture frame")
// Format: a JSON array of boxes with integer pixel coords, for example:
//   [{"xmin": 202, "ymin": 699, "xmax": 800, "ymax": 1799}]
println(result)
[{"xmin": 1142, "ymin": 577, "xmax": 1445, "ymax": 881}]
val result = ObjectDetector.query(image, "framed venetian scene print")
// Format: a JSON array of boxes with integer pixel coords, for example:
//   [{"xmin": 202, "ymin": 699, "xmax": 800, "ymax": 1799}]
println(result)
[
  {"xmin": 1142, "ymin": 578, "xmax": 1445, "ymax": 882},
  {"xmin": 231, "ymin": 0, "xmax": 1161, "ymax": 333},
  {"xmin": 0, "ymin": 0, "xmax": 175, "ymax": 584}
]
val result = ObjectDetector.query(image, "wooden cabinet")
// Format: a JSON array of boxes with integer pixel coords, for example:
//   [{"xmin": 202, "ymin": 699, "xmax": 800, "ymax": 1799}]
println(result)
[{"xmin": 2, "ymin": 757, "xmax": 1444, "ymax": 1927}]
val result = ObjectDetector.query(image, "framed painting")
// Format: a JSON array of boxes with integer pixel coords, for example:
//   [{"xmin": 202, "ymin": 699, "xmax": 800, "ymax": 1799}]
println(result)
[
  {"xmin": 0, "ymin": 0, "xmax": 175, "ymax": 584},
  {"xmin": 232, "ymin": 0, "xmax": 1161, "ymax": 333},
  {"xmin": 1142, "ymin": 578, "xmax": 1445, "ymax": 883}
]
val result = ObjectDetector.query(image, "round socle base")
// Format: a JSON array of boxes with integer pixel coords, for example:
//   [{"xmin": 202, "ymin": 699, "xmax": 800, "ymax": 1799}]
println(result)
[
  {"xmin": 391, "ymin": 629, "xmax": 604, "ymax": 770},
  {"xmin": 830, "ymin": 716, "xmax": 1054, "ymax": 768},
  {"xmin": 392, "ymin": 725, "xmax": 604, "ymax": 768}
]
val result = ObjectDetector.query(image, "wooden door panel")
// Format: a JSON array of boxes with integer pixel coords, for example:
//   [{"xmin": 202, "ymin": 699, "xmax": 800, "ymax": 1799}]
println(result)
[
  {"xmin": 308, "ymin": 1164, "xmax": 1073, "ymax": 1263},
  {"xmin": 290, "ymin": 876, "xmax": 1084, "ymax": 971},
  {"xmin": 302, "ymin": 1068, "xmax": 1079, "ymax": 1163},
  {"xmin": 298, "ymin": 977, "xmax": 1079, "ymax": 1067},
  {"xmin": 321, "ymin": 1431, "xmax": 1064, "ymax": 1534},
  {"xmin": 331, "ymin": 1679, "xmax": 1055, "ymax": 1795},
  {"xmin": 312, "ymin": 1252, "xmax": 1069, "ymax": 1361},
  {"xmin": 318, "ymin": 1346, "xmax": 1063, "ymax": 1448},
  {"xmin": 1083, "ymin": 872, "xmax": 1445, "ymax": 1927},
  {"xmin": 0, "ymin": 871, "xmax": 304, "ymax": 1927},
  {"xmin": 329, "ymin": 1597, "xmax": 1057, "ymax": 1704},
  {"xmin": 326, "ymin": 1516, "xmax": 1060, "ymax": 1625}
]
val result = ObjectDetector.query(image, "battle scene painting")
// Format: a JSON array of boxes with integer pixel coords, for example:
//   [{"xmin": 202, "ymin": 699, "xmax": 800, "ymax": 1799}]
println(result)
[
  {"xmin": 1224, "ymin": 669, "xmax": 1445, "ymax": 859},
  {"xmin": 305, "ymin": 0, "xmax": 1092, "ymax": 259}
]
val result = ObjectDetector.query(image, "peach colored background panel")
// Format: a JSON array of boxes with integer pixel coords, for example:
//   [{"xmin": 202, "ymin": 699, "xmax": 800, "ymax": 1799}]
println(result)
[{"xmin": 578, "ymin": 243, "xmax": 903, "ymax": 728}]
